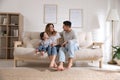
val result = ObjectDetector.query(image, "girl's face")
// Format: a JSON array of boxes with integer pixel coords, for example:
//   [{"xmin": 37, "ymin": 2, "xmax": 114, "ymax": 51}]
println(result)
[
  {"xmin": 43, "ymin": 32, "xmax": 49, "ymax": 40},
  {"xmin": 49, "ymin": 25, "xmax": 54, "ymax": 32}
]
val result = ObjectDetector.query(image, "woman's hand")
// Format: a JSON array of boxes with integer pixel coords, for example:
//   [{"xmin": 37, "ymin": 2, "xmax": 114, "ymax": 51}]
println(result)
[{"xmin": 51, "ymin": 43, "xmax": 56, "ymax": 47}]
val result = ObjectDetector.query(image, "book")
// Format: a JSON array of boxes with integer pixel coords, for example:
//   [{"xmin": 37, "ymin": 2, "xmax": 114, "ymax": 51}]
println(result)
[
  {"xmin": 13, "ymin": 29, "xmax": 18, "ymax": 37},
  {"xmin": 3, "ymin": 18, "xmax": 7, "ymax": 25}
]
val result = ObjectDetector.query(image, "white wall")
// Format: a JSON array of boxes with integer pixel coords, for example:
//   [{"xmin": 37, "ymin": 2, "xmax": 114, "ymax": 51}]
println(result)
[
  {"xmin": 117, "ymin": 0, "xmax": 120, "ymax": 45},
  {"xmin": 104, "ymin": 0, "xmax": 120, "ymax": 62},
  {"xmin": 0, "ymin": 0, "xmax": 107, "ymax": 32},
  {"xmin": 1, "ymin": 0, "xmax": 119, "ymax": 62}
]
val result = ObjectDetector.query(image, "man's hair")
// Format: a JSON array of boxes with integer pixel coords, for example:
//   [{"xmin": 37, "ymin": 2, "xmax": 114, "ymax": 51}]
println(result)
[
  {"xmin": 40, "ymin": 32, "xmax": 45, "ymax": 40},
  {"xmin": 63, "ymin": 21, "xmax": 71, "ymax": 28}
]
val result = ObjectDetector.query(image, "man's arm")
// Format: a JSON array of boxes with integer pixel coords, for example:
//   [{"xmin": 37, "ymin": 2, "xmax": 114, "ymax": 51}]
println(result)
[{"xmin": 71, "ymin": 31, "xmax": 77, "ymax": 43}]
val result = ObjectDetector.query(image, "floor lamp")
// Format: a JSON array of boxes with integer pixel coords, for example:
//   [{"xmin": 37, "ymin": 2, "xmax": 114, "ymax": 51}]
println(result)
[{"xmin": 106, "ymin": 9, "xmax": 120, "ymax": 64}]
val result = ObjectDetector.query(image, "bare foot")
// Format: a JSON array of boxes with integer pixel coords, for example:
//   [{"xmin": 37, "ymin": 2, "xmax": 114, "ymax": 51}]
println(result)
[
  {"xmin": 57, "ymin": 65, "xmax": 65, "ymax": 71},
  {"xmin": 49, "ymin": 62, "xmax": 54, "ymax": 68},
  {"xmin": 54, "ymin": 63, "xmax": 58, "ymax": 68},
  {"xmin": 34, "ymin": 49, "xmax": 40, "ymax": 55},
  {"xmin": 49, "ymin": 61, "xmax": 57, "ymax": 68},
  {"xmin": 34, "ymin": 53, "xmax": 39, "ymax": 55},
  {"xmin": 67, "ymin": 63, "xmax": 73, "ymax": 69},
  {"xmin": 40, "ymin": 51, "xmax": 44, "ymax": 56}
]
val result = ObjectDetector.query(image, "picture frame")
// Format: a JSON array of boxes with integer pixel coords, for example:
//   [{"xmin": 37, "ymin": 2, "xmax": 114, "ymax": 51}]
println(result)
[
  {"xmin": 69, "ymin": 9, "xmax": 83, "ymax": 28},
  {"xmin": 44, "ymin": 4, "xmax": 57, "ymax": 24}
]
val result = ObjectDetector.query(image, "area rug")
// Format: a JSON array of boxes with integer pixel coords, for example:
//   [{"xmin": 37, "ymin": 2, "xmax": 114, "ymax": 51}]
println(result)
[{"xmin": 0, "ymin": 67, "xmax": 120, "ymax": 80}]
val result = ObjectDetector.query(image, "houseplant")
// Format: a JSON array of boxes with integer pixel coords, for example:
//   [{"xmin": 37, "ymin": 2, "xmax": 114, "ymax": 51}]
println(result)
[{"xmin": 112, "ymin": 46, "xmax": 120, "ymax": 65}]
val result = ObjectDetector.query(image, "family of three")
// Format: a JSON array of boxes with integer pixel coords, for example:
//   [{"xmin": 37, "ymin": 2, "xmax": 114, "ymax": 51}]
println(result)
[{"xmin": 35, "ymin": 21, "xmax": 79, "ymax": 71}]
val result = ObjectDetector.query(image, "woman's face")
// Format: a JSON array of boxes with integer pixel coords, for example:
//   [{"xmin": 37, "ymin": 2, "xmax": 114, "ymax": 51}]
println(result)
[{"xmin": 49, "ymin": 25, "xmax": 54, "ymax": 32}]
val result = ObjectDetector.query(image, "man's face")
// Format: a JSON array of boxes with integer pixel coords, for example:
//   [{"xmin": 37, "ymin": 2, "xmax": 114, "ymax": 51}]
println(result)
[{"xmin": 63, "ymin": 24, "xmax": 68, "ymax": 31}]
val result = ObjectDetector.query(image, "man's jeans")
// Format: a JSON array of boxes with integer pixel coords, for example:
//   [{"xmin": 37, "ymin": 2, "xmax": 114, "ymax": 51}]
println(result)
[{"xmin": 58, "ymin": 41, "xmax": 79, "ymax": 62}]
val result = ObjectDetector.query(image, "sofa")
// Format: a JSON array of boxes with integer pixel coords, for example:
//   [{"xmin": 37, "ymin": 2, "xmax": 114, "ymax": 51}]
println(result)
[{"xmin": 14, "ymin": 31, "xmax": 103, "ymax": 68}]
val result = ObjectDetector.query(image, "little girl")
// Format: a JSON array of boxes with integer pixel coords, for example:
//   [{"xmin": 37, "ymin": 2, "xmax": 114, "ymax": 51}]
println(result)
[{"xmin": 35, "ymin": 32, "xmax": 52, "ymax": 56}]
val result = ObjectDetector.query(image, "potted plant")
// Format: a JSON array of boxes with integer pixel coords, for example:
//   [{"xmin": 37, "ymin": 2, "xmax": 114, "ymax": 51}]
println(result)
[{"xmin": 112, "ymin": 46, "xmax": 120, "ymax": 65}]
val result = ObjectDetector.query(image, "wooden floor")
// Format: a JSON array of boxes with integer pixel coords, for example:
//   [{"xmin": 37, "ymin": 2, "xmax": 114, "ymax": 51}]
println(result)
[
  {"xmin": 0, "ymin": 60, "xmax": 120, "ymax": 80},
  {"xmin": 0, "ymin": 60, "xmax": 120, "ymax": 71}
]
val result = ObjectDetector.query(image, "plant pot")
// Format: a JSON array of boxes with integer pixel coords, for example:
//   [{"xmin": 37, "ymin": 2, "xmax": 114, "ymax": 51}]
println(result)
[{"xmin": 114, "ymin": 58, "xmax": 120, "ymax": 65}]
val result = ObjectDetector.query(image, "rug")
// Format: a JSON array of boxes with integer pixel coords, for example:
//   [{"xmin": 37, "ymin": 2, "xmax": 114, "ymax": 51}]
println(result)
[{"xmin": 0, "ymin": 67, "xmax": 120, "ymax": 80}]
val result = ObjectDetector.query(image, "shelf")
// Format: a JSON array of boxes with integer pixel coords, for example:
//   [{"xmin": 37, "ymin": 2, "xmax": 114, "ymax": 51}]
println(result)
[
  {"xmin": 0, "ymin": 36, "xmax": 19, "ymax": 38},
  {"xmin": 7, "ymin": 47, "xmax": 14, "ymax": 49},
  {"xmin": 8, "ymin": 24, "xmax": 19, "ymax": 27},
  {"xmin": 7, "ymin": 36, "xmax": 19, "ymax": 37},
  {"xmin": 0, "ymin": 24, "xmax": 7, "ymax": 26},
  {"xmin": 0, "ymin": 12, "xmax": 23, "ymax": 59},
  {"xmin": 0, "ymin": 48, "xmax": 7, "ymax": 49},
  {"xmin": 0, "ymin": 36, "xmax": 7, "ymax": 37}
]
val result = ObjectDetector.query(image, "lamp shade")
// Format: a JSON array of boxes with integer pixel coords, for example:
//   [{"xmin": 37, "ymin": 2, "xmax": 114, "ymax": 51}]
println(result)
[{"xmin": 107, "ymin": 9, "xmax": 120, "ymax": 21}]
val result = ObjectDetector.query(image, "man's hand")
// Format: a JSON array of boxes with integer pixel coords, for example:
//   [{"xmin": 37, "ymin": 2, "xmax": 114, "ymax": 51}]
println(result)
[{"xmin": 61, "ymin": 41, "xmax": 68, "ymax": 47}]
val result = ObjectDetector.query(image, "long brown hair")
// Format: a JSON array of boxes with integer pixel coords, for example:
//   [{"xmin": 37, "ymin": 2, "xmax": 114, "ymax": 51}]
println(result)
[{"xmin": 45, "ymin": 23, "xmax": 57, "ymax": 36}]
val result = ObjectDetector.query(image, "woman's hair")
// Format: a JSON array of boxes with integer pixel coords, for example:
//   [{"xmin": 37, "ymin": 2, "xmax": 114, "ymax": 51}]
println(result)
[
  {"xmin": 40, "ymin": 32, "xmax": 45, "ymax": 40},
  {"xmin": 45, "ymin": 23, "xmax": 57, "ymax": 36}
]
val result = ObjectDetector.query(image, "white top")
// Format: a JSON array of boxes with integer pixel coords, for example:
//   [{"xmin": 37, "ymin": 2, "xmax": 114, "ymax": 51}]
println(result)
[
  {"xmin": 39, "ymin": 32, "xmax": 61, "ymax": 47},
  {"xmin": 49, "ymin": 32, "xmax": 61, "ymax": 44},
  {"xmin": 40, "ymin": 39, "xmax": 52, "ymax": 48}
]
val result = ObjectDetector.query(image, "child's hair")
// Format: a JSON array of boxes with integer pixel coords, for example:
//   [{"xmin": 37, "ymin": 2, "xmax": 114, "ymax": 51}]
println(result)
[{"xmin": 40, "ymin": 32, "xmax": 45, "ymax": 40}]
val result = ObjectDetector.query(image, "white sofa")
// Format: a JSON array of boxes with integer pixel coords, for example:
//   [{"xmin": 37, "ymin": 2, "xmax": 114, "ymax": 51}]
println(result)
[{"xmin": 14, "ymin": 31, "xmax": 103, "ymax": 68}]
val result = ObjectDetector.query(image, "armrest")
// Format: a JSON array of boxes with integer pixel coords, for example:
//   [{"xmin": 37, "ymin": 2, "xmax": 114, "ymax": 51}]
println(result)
[
  {"xmin": 93, "ymin": 42, "xmax": 103, "ymax": 48},
  {"xmin": 14, "ymin": 41, "xmax": 23, "ymax": 48}
]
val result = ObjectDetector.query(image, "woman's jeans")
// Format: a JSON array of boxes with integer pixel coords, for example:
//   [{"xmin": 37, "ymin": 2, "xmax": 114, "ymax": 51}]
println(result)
[
  {"xmin": 58, "ymin": 41, "xmax": 79, "ymax": 62},
  {"xmin": 47, "ymin": 45, "xmax": 60, "ymax": 56}
]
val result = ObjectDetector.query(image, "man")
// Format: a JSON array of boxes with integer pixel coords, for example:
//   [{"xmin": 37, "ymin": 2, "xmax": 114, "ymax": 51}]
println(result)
[{"xmin": 57, "ymin": 21, "xmax": 79, "ymax": 71}]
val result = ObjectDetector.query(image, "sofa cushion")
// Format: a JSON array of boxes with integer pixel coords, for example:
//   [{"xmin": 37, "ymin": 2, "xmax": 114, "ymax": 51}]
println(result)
[
  {"xmin": 75, "ymin": 48, "xmax": 102, "ymax": 60},
  {"xmin": 23, "ymin": 32, "xmax": 40, "ymax": 48},
  {"xmin": 77, "ymin": 32, "xmax": 93, "ymax": 48},
  {"xmin": 14, "ymin": 47, "xmax": 48, "ymax": 59},
  {"xmin": 30, "ymin": 32, "xmax": 40, "ymax": 39},
  {"xmin": 30, "ymin": 39, "xmax": 40, "ymax": 48},
  {"xmin": 22, "ymin": 37, "xmax": 33, "ymax": 48}
]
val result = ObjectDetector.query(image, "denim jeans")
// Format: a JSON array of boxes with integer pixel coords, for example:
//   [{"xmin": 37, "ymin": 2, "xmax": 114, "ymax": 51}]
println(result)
[
  {"xmin": 58, "ymin": 41, "xmax": 79, "ymax": 62},
  {"xmin": 47, "ymin": 45, "xmax": 60, "ymax": 56},
  {"xmin": 38, "ymin": 45, "xmax": 48, "ymax": 52}
]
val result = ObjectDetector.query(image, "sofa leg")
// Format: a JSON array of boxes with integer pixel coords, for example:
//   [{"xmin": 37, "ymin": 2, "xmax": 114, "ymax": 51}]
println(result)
[
  {"xmin": 91, "ymin": 61, "xmax": 93, "ymax": 63},
  {"xmin": 21, "ymin": 60, "xmax": 24, "ymax": 63},
  {"xmin": 99, "ymin": 60, "xmax": 102, "ymax": 68},
  {"xmin": 14, "ymin": 59, "xmax": 17, "ymax": 67}
]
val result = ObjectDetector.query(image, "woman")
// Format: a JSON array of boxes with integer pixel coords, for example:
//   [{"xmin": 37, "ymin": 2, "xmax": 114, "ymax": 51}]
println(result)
[{"xmin": 45, "ymin": 23, "xmax": 61, "ymax": 68}]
